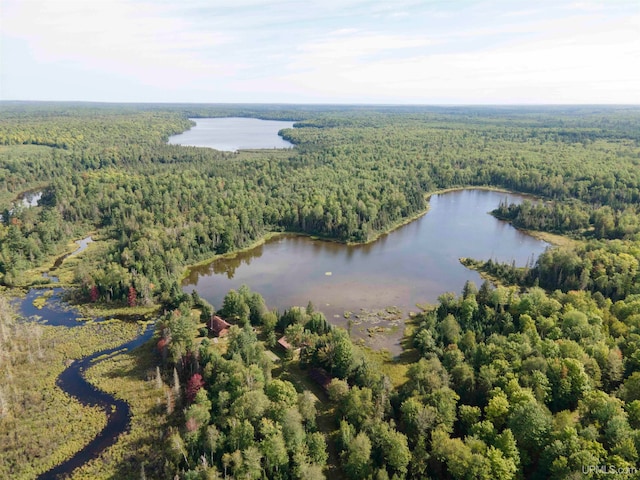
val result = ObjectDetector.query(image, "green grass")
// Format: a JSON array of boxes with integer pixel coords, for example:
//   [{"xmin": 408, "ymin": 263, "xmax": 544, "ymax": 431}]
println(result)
[
  {"xmin": 78, "ymin": 303, "xmax": 159, "ymax": 319},
  {"xmin": 519, "ymin": 228, "xmax": 581, "ymax": 248},
  {"xmin": 31, "ymin": 295, "xmax": 48, "ymax": 309},
  {"xmin": 358, "ymin": 314, "xmax": 424, "ymax": 389}
]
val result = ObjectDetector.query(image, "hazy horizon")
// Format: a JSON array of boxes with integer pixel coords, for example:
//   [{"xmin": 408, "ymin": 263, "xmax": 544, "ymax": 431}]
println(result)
[
  {"xmin": 2, "ymin": 100, "xmax": 639, "ymax": 107},
  {"xmin": 2, "ymin": 0, "xmax": 639, "ymax": 105}
]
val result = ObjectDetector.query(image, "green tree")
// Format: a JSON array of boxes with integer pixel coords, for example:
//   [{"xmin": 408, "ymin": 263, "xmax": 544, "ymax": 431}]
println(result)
[{"xmin": 343, "ymin": 432, "xmax": 372, "ymax": 479}]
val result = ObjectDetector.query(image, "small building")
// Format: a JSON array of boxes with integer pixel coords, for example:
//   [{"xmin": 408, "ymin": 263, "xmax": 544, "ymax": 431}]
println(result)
[
  {"xmin": 208, "ymin": 315, "xmax": 231, "ymax": 337},
  {"xmin": 277, "ymin": 336, "xmax": 292, "ymax": 351}
]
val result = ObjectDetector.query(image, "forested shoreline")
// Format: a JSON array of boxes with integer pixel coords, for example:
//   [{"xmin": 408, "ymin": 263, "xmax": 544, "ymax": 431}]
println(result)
[{"xmin": 2, "ymin": 103, "xmax": 640, "ymax": 479}]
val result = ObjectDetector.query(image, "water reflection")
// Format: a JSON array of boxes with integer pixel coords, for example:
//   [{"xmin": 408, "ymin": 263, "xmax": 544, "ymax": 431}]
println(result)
[
  {"xmin": 168, "ymin": 118, "xmax": 295, "ymax": 151},
  {"xmin": 212, "ymin": 246, "xmax": 260, "ymax": 279},
  {"xmin": 183, "ymin": 190, "xmax": 550, "ymax": 326},
  {"xmin": 17, "ymin": 190, "xmax": 43, "ymax": 207}
]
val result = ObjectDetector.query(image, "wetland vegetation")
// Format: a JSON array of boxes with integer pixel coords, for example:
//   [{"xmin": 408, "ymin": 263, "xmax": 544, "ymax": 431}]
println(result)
[{"xmin": 2, "ymin": 102, "xmax": 640, "ymax": 479}]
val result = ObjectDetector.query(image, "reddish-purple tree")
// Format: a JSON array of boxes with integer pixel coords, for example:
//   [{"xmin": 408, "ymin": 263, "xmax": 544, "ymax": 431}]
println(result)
[
  {"xmin": 186, "ymin": 373, "xmax": 204, "ymax": 404},
  {"xmin": 127, "ymin": 286, "xmax": 137, "ymax": 307},
  {"xmin": 89, "ymin": 285, "xmax": 99, "ymax": 302}
]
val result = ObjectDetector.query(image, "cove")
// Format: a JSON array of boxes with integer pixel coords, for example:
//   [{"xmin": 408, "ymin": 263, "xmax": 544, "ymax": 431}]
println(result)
[
  {"xmin": 183, "ymin": 189, "xmax": 550, "ymax": 348},
  {"xmin": 167, "ymin": 117, "xmax": 295, "ymax": 151},
  {"xmin": 19, "ymin": 236, "xmax": 95, "ymax": 322}
]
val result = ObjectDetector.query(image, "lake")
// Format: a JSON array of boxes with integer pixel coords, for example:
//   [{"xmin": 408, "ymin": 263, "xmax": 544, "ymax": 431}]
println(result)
[
  {"xmin": 0, "ymin": 189, "xmax": 43, "ymax": 221},
  {"xmin": 167, "ymin": 117, "xmax": 295, "ymax": 151},
  {"xmin": 183, "ymin": 189, "xmax": 549, "ymax": 350},
  {"xmin": 18, "ymin": 189, "xmax": 42, "ymax": 207}
]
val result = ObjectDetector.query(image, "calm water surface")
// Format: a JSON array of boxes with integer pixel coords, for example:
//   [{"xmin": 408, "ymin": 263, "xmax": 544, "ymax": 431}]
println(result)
[
  {"xmin": 0, "ymin": 189, "xmax": 43, "ymax": 221},
  {"xmin": 167, "ymin": 117, "xmax": 295, "ymax": 151},
  {"xmin": 18, "ymin": 190, "xmax": 42, "ymax": 207},
  {"xmin": 20, "ymin": 236, "xmax": 96, "ymax": 324},
  {"xmin": 184, "ymin": 190, "xmax": 549, "ymax": 329}
]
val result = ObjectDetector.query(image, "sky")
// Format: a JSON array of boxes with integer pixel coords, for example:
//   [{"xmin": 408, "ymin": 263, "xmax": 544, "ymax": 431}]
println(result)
[{"xmin": 1, "ymin": 0, "xmax": 639, "ymax": 104}]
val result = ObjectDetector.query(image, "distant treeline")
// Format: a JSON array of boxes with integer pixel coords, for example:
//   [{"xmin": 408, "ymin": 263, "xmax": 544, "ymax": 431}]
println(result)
[{"xmin": 1, "ymin": 103, "xmax": 640, "ymax": 302}]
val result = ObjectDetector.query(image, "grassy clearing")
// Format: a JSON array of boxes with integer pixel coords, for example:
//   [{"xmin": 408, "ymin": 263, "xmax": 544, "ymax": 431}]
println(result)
[
  {"xmin": 78, "ymin": 303, "xmax": 159, "ymax": 320},
  {"xmin": 359, "ymin": 313, "xmax": 424, "ymax": 389},
  {"xmin": 519, "ymin": 228, "xmax": 581, "ymax": 248},
  {"xmin": 360, "ymin": 347, "xmax": 413, "ymax": 389}
]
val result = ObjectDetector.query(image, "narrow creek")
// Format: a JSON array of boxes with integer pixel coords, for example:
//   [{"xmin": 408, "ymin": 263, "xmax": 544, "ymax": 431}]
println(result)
[
  {"xmin": 36, "ymin": 326, "xmax": 153, "ymax": 480},
  {"xmin": 17, "ymin": 236, "xmax": 154, "ymax": 479}
]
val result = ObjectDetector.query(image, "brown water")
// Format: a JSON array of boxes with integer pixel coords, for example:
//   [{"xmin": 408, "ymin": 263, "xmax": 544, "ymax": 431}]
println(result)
[{"xmin": 183, "ymin": 189, "xmax": 549, "ymax": 351}]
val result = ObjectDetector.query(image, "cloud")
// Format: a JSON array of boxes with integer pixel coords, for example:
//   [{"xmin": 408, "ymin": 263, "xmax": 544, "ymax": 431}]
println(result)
[
  {"xmin": 296, "ymin": 30, "xmax": 434, "ymax": 62},
  {"xmin": 2, "ymin": 0, "xmax": 638, "ymax": 102},
  {"xmin": 282, "ymin": 13, "xmax": 640, "ymax": 103},
  {"xmin": 2, "ymin": 0, "xmax": 241, "ymax": 87}
]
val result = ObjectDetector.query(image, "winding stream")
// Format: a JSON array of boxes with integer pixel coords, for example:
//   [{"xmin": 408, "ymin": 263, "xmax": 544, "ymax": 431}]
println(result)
[
  {"xmin": 17, "ymin": 235, "xmax": 153, "ymax": 479},
  {"xmin": 53, "ymin": 236, "xmax": 93, "ymax": 269},
  {"xmin": 37, "ymin": 326, "xmax": 153, "ymax": 480},
  {"xmin": 20, "ymin": 237, "xmax": 95, "ymax": 324}
]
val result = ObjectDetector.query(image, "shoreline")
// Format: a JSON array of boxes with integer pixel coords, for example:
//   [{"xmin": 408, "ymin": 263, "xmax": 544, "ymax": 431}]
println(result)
[
  {"xmin": 459, "ymin": 257, "xmax": 509, "ymax": 287},
  {"xmin": 517, "ymin": 228, "xmax": 578, "ymax": 248},
  {"xmin": 180, "ymin": 185, "xmax": 549, "ymax": 281}
]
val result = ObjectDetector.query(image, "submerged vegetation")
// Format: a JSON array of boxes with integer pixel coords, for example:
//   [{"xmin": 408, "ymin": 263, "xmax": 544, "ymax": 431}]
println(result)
[{"xmin": 2, "ymin": 103, "xmax": 640, "ymax": 478}]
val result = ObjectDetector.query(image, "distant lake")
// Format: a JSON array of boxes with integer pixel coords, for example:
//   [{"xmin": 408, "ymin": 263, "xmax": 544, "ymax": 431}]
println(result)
[
  {"xmin": 183, "ymin": 189, "xmax": 549, "ymax": 349},
  {"xmin": 167, "ymin": 117, "xmax": 295, "ymax": 151},
  {"xmin": 0, "ymin": 189, "xmax": 43, "ymax": 222},
  {"xmin": 18, "ymin": 190, "xmax": 42, "ymax": 207}
]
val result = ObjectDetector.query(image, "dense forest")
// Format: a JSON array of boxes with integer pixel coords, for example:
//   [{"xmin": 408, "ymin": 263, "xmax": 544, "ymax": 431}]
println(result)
[{"xmin": 2, "ymin": 102, "xmax": 640, "ymax": 479}]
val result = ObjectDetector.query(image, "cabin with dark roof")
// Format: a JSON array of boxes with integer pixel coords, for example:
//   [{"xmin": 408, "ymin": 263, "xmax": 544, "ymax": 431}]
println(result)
[
  {"xmin": 277, "ymin": 336, "xmax": 292, "ymax": 351},
  {"xmin": 208, "ymin": 315, "xmax": 231, "ymax": 337}
]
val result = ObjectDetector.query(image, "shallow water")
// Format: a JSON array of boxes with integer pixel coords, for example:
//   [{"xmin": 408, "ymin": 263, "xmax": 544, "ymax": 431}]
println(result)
[{"xmin": 183, "ymin": 189, "xmax": 549, "ymax": 352}]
